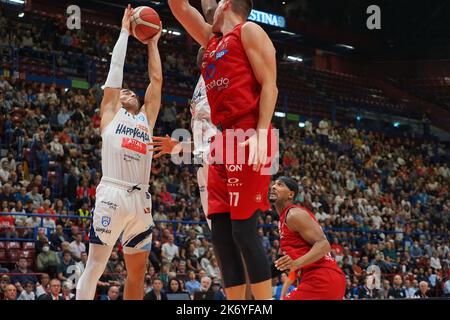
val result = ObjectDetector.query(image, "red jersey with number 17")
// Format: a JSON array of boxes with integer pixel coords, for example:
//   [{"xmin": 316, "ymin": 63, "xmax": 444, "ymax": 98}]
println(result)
[
  {"xmin": 279, "ymin": 203, "xmax": 343, "ymax": 273},
  {"xmin": 201, "ymin": 23, "xmax": 261, "ymax": 127}
]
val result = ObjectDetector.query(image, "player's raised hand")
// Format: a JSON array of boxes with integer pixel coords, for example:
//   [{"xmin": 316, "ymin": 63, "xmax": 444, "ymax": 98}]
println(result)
[
  {"xmin": 275, "ymin": 254, "xmax": 297, "ymax": 271},
  {"xmin": 148, "ymin": 134, "xmax": 181, "ymax": 159},
  {"xmin": 121, "ymin": 4, "xmax": 134, "ymax": 34}
]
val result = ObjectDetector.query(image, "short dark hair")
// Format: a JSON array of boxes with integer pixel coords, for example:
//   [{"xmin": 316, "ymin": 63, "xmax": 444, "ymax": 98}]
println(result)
[{"xmin": 231, "ymin": 0, "xmax": 253, "ymax": 19}]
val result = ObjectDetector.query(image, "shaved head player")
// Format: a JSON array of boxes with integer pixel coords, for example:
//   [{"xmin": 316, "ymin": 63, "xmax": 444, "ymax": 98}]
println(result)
[{"xmin": 271, "ymin": 177, "xmax": 346, "ymax": 300}]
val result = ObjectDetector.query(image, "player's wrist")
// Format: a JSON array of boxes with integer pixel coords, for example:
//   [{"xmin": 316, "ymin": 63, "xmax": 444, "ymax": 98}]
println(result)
[{"xmin": 120, "ymin": 28, "xmax": 130, "ymax": 36}]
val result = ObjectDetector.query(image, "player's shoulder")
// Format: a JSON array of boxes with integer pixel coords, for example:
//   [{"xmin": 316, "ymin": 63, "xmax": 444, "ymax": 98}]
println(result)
[
  {"xmin": 241, "ymin": 21, "xmax": 264, "ymax": 33},
  {"xmin": 285, "ymin": 205, "xmax": 313, "ymax": 222}
]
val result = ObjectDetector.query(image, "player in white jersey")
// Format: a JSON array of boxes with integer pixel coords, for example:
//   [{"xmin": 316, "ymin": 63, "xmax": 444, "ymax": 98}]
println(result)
[
  {"xmin": 149, "ymin": 0, "xmax": 217, "ymax": 228},
  {"xmin": 76, "ymin": 6, "xmax": 162, "ymax": 300}
]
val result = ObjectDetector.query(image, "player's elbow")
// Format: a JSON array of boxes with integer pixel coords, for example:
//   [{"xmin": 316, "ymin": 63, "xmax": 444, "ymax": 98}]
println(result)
[
  {"xmin": 321, "ymin": 240, "xmax": 331, "ymax": 255},
  {"xmin": 168, "ymin": 0, "xmax": 187, "ymax": 13}
]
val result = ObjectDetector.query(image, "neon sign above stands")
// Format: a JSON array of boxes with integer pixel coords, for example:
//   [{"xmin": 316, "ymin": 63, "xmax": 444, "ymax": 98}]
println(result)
[{"xmin": 248, "ymin": 9, "xmax": 287, "ymax": 29}]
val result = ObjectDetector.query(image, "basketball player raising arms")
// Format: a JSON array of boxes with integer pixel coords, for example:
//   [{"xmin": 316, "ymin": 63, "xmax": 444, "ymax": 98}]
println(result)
[
  {"xmin": 76, "ymin": 5, "xmax": 162, "ymax": 300},
  {"xmin": 271, "ymin": 177, "xmax": 346, "ymax": 300},
  {"xmin": 168, "ymin": 0, "xmax": 278, "ymax": 299}
]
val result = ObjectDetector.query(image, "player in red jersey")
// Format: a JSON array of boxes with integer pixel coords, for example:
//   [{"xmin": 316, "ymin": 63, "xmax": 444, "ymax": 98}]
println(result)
[
  {"xmin": 271, "ymin": 177, "xmax": 346, "ymax": 300},
  {"xmin": 168, "ymin": 0, "xmax": 277, "ymax": 299}
]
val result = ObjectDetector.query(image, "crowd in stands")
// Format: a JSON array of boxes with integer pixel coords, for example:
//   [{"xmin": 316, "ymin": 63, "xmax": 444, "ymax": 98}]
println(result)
[{"xmin": 0, "ymin": 5, "xmax": 449, "ymax": 301}]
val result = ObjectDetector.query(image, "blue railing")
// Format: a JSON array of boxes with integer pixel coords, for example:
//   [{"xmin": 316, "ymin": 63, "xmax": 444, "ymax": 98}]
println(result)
[{"xmin": 0, "ymin": 212, "xmax": 447, "ymax": 244}]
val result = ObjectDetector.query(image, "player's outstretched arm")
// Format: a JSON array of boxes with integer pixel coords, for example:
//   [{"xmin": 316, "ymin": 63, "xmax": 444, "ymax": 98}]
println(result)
[
  {"xmin": 240, "ymin": 22, "xmax": 278, "ymax": 171},
  {"xmin": 100, "ymin": 5, "xmax": 133, "ymax": 131},
  {"xmin": 275, "ymin": 208, "xmax": 331, "ymax": 271},
  {"xmin": 143, "ymin": 26, "xmax": 163, "ymax": 130},
  {"xmin": 168, "ymin": 0, "xmax": 213, "ymax": 47}
]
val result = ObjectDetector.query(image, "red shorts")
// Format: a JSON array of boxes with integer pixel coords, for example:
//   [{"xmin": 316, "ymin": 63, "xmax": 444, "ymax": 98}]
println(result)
[
  {"xmin": 207, "ymin": 116, "xmax": 277, "ymax": 220},
  {"xmin": 284, "ymin": 268, "xmax": 346, "ymax": 300}
]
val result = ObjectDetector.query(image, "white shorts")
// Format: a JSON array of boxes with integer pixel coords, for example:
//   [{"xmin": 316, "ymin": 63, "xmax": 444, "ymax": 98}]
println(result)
[
  {"xmin": 197, "ymin": 165, "xmax": 211, "ymax": 230},
  {"xmin": 89, "ymin": 177, "xmax": 154, "ymax": 253}
]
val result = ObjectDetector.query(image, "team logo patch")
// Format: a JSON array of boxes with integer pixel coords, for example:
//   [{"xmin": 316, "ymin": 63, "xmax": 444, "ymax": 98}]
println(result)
[
  {"xmin": 145, "ymin": 192, "xmax": 151, "ymax": 200},
  {"xmin": 144, "ymin": 207, "xmax": 151, "ymax": 214},
  {"xmin": 101, "ymin": 216, "xmax": 111, "ymax": 227},
  {"xmin": 255, "ymin": 193, "xmax": 262, "ymax": 203},
  {"xmin": 137, "ymin": 114, "xmax": 145, "ymax": 122}
]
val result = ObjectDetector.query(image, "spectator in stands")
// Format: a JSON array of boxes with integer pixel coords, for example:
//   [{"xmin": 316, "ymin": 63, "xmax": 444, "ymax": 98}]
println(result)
[
  {"xmin": 49, "ymin": 135, "xmax": 64, "ymax": 158},
  {"xmin": 166, "ymin": 278, "xmax": 183, "ymax": 294},
  {"xmin": 0, "ymin": 161, "xmax": 10, "ymax": 183},
  {"xmin": 143, "ymin": 278, "xmax": 167, "ymax": 301},
  {"xmin": 37, "ymin": 278, "xmax": 62, "ymax": 300},
  {"xmin": 0, "ymin": 152, "xmax": 16, "ymax": 172},
  {"xmin": 69, "ymin": 233, "xmax": 86, "ymax": 261},
  {"xmin": 3, "ymin": 284, "xmax": 17, "ymax": 300},
  {"xmin": 161, "ymin": 234, "xmax": 179, "ymax": 263},
  {"xmin": 57, "ymin": 250, "xmax": 76, "ymax": 282},
  {"xmin": 388, "ymin": 275, "xmax": 406, "ymax": 299},
  {"xmin": 17, "ymin": 281, "xmax": 35, "ymax": 300},
  {"xmin": 105, "ymin": 250, "xmax": 121, "ymax": 273},
  {"xmin": 10, "ymin": 257, "xmax": 38, "ymax": 286},
  {"xmin": 193, "ymin": 276, "xmax": 214, "ymax": 300},
  {"xmin": 404, "ymin": 279, "xmax": 417, "ymax": 298},
  {"xmin": 26, "ymin": 186, "xmax": 43, "ymax": 208},
  {"xmin": 414, "ymin": 281, "xmax": 430, "ymax": 298},
  {"xmin": 185, "ymin": 271, "xmax": 200, "ymax": 295},
  {"xmin": 59, "ymin": 281, "xmax": 75, "ymax": 300},
  {"xmin": 0, "ymin": 183, "xmax": 15, "ymax": 203},
  {"xmin": 49, "ymin": 225, "xmax": 68, "ymax": 251},
  {"xmin": 0, "ymin": 209, "xmax": 17, "ymax": 238},
  {"xmin": 0, "ymin": 275, "xmax": 11, "ymax": 299},
  {"xmin": 36, "ymin": 242, "xmax": 60, "ymax": 277},
  {"xmin": 211, "ymin": 280, "xmax": 226, "ymax": 300},
  {"xmin": 57, "ymin": 242, "xmax": 71, "ymax": 261},
  {"xmin": 274, "ymin": 272, "xmax": 296, "ymax": 300},
  {"xmin": 35, "ymin": 273, "xmax": 50, "ymax": 298}
]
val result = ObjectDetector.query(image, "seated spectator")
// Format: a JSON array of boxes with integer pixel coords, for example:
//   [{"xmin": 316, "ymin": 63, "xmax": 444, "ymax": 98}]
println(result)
[
  {"xmin": 193, "ymin": 276, "xmax": 215, "ymax": 300},
  {"xmin": 37, "ymin": 278, "xmax": 62, "ymax": 300},
  {"xmin": 166, "ymin": 278, "xmax": 183, "ymax": 294},
  {"xmin": 10, "ymin": 257, "xmax": 38, "ymax": 286},
  {"xmin": 161, "ymin": 234, "xmax": 179, "ymax": 263},
  {"xmin": 143, "ymin": 278, "xmax": 167, "ymax": 301},
  {"xmin": 26, "ymin": 186, "xmax": 44, "ymax": 208},
  {"xmin": 49, "ymin": 225, "xmax": 68, "ymax": 251},
  {"xmin": 100, "ymin": 285, "xmax": 121, "ymax": 300},
  {"xmin": 185, "ymin": 271, "xmax": 200, "ymax": 296},
  {"xmin": 414, "ymin": 281, "xmax": 430, "ymax": 298},
  {"xmin": 57, "ymin": 250, "xmax": 76, "ymax": 282},
  {"xmin": 69, "ymin": 233, "xmax": 86, "ymax": 261},
  {"xmin": 274, "ymin": 272, "xmax": 296, "ymax": 300},
  {"xmin": 211, "ymin": 280, "xmax": 226, "ymax": 300},
  {"xmin": 36, "ymin": 242, "xmax": 60, "ymax": 277},
  {"xmin": 17, "ymin": 281, "xmax": 35, "ymax": 300},
  {"xmin": 35, "ymin": 273, "xmax": 50, "ymax": 298},
  {"xmin": 388, "ymin": 275, "xmax": 406, "ymax": 299},
  {"xmin": 59, "ymin": 281, "xmax": 75, "ymax": 300},
  {"xmin": 57, "ymin": 242, "xmax": 71, "ymax": 261},
  {"xmin": 3, "ymin": 284, "xmax": 17, "ymax": 300}
]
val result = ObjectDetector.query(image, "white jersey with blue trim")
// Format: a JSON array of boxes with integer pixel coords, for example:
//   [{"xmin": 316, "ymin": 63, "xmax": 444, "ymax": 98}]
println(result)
[
  {"xmin": 101, "ymin": 108, "xmax": 152, "ymax": 184},
  {"xmin": 190, "ymin": 76, "xmax": 217, "ymax": 159}
]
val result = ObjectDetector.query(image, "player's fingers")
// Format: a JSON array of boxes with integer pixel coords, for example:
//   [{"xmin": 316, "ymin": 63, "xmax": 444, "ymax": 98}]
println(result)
[
  {"xmin": 152, "ymin": 152, "xmax": 165, "ymax": 159},
  {"xmin": 148, "ymin": 147, "xmax": 163, "ymax": 152},
  {"xmin": 248, "ymin": 144, "xmax": 256, "ymax": 166},
  {"xmin": 147, "ymin": 142, "xmax": 163, "ymax": 146}
]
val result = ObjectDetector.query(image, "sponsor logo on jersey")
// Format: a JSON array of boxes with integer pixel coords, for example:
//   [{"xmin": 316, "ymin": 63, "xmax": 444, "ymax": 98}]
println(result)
[
  {"xmin": 101, "ymin": 216, "xmax": 111, "ymax": 227},
  {"xmin": 255, "ymin": 193, "xmax": 263, "ymax": 203},
  {"xmin": 95, "ymin": 227, "xmax": 112, "ymax": 234},
  {"xmin": 121, "ymin": 137, "xmax": 147, "ymax": 155},
  {"xmin": 226, "ymin": 164, "xmax": 242, "ymax": 172},
  {"xmin": 123, "ymin": 154, "xmax": 141, "ymax": 162},
  {"xmin": 199, "ymin": 186, "xmax": 206, "ymax": 192},
  {"xmin": 137, "ymin": 114, "xmax": 146, "ymax": 122},
  {"xmin": 205, "ymin": 64, "xmax": 216, "ymax": 80},
  {"xmin": 227, "ymin": 177, "xmax": 243, "ymax": 187},
  {"xmin": 145, "ymin": 192, "xmax": 151, "ymax": 200},
  {"xmin": 115, "ymin": 123, "xmax": 150, "ymax": 142},
  {"xmin": 206, "ymin": 77, "xmax": 230, "ymax": 92}
]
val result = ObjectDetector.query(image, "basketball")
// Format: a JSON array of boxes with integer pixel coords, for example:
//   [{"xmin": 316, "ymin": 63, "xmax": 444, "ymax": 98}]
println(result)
[{"xmin": 131, "ymin": 6, "xmax": 161, "ymax": 42}]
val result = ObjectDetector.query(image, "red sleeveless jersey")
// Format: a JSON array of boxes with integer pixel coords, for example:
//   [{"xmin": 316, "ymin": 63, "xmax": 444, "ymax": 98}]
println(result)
[
  {"xmin": 201, "ymin": 23, "xmax": 261, "ymax": 127},
  {"xmin": 279, "ymin": 203, "xmax": 342, "ymax": 273}
]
